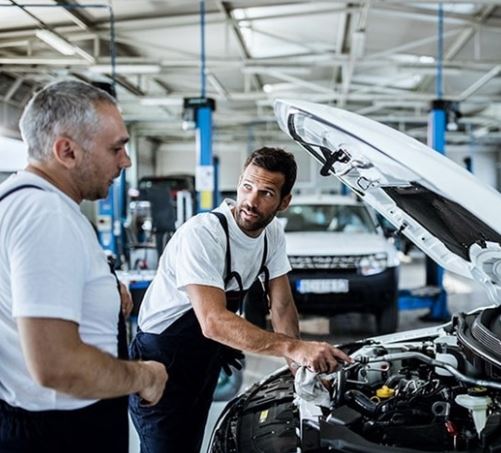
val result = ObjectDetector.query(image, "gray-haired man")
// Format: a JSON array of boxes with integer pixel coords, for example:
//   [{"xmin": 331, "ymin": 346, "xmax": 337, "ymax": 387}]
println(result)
[{"xmin": 0, "ymin": 80, "xmax": 167, "ymax": 453}]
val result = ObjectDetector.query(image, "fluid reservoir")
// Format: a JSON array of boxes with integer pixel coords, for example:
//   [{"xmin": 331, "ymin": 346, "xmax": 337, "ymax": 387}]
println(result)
[
  {"xmin": 455, "ymin": 393, "xmax": 491, "ymax": 436},
  {"xmin": 376, "ymin": 385, "xmax": 395, "ymax": 399}
]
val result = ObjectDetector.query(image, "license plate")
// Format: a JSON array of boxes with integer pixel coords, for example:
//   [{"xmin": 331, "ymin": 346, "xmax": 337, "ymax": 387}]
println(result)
[{"xmin": 296, "ymin": 279, "xmax": 349, "ymax": 294}]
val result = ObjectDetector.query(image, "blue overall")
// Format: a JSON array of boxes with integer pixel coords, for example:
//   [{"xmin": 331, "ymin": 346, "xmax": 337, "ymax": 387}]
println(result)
[
  {"xmin": 129, "ymin": 211, "xmax": 269, "ymax": 453},
  {"xmin": 0, "ymin": 184, "xmax": 129, "ymax": 453}
]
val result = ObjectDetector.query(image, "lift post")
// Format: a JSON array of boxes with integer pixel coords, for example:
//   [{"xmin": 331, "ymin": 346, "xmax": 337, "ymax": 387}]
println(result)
[{"xmin": 183, "ymin": 97, "xmax": 217, "ymax": 213}]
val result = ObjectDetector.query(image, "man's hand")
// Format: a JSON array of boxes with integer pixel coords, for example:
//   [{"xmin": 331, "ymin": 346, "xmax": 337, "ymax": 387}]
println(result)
[
  {"xmin": 119, "ymin": 281, "xmax": 133, "ymax": 319},
  {"xmin": 137, "ymin": 361, "xmax": 168, "ymax": 406},
  {"xmin": 219, "ymin": 345, "xmax": 245, "ymax": 376},
  {"xmin": 288, "ymin": 340, "xmax": 352, "ymax": 374}
]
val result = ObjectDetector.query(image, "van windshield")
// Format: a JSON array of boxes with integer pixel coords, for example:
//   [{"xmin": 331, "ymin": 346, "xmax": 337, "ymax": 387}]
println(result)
[{"xmin": 278, "ymin": 204, "xmax": 377, "ymax": 233}]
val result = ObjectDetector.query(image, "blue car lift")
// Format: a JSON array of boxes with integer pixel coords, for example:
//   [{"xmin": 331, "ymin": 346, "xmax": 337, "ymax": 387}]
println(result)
[
  {"xmin": 183, "ymin": 96, "xmax": 217, "ymax": 213},
  {"xmin": 96, "ymin": 172, "xmax": 127, "ymax": 261}
]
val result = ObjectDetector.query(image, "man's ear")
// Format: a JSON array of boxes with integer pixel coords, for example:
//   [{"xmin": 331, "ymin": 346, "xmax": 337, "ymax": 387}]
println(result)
[
  {"xmin": 52, "ymin": 136, "xmax": 77, "ymax": 169},
  {"xmin": 278, "ymin": 193, "xmax": 292, "ymax": 212}
]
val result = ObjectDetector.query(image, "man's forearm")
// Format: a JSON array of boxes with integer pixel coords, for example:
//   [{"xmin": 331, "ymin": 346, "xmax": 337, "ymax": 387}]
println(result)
[
  {"xmin": 203, "ymin": 310, "xmax": 299, "ymax": 359},
  {"xmin": 271, "ymin": 301, "xmax": 300, "ymax": 339},
  {"xmin": 34, "ymin": 341, "xmax": 158, "ymax": 399}
]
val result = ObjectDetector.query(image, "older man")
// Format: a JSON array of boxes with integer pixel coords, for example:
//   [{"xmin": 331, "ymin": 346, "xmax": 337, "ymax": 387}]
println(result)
[{"xmin": 0, "ymin": 80, "xmax": 167, "ymax": 453}]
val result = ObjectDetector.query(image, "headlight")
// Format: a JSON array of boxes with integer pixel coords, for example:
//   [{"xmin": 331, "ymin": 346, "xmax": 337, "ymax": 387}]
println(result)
[{"xmin": 358, "ymin": 253, "xmax": 387, "ymax": 276}]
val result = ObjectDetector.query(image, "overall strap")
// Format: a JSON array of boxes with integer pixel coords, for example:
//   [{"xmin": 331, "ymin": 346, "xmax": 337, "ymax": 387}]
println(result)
[
  {"xmin": 209, "ymin": 211, "xmax": 244, "ymax": 290},
  {"xmin": 209, "ymin": 211, "xmax": 245, "ymax": 313},
  {"xmin": 0, "ymin": 184, "xmax": 43, "ymax": 202},
  {"xmin": 107, "ymin": 256, "xmax": 129, "ymax": 359},
  {"xmin": 257, "ymin": 234, "xmax": 271, "ymax": 308}
]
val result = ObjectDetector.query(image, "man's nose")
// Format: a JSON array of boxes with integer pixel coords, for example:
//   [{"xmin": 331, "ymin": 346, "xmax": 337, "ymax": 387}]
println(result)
[
  {"xmin": 246, "ymin": 189, "xmax": 259, "ymax": 206},
  {"xmin": 120, "ymin": 150, "xmax": 132, "ymax": 169}
]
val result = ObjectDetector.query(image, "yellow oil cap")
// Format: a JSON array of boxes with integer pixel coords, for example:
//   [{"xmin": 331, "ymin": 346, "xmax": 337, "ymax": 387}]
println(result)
[{"xmin": 376, "ymin": 385, "xmax": 395, "ymax": 399}]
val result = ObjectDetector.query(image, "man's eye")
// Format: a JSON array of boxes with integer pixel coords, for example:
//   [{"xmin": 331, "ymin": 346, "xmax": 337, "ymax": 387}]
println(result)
[{"xmin": 243, "ymin": 184, "xmax": 252, "ymax": 190}]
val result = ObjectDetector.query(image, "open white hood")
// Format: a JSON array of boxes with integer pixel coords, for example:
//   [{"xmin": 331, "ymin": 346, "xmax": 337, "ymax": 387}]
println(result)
[{"xmin": 274, "ymin": 99, "xmax": 501, "ymax": 303}]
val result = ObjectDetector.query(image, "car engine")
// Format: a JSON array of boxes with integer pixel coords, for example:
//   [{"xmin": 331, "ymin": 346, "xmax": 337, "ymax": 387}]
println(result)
[
  {"xmin": 210, "ymin": 307, "xmax": 501, "ymax": 452},
  {"xmin": 297, "ymin": 307, "xmax": 501, "ymax": 452}
]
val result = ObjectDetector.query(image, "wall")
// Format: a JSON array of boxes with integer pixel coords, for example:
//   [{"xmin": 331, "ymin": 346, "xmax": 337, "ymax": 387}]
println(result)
[
  {"xmin": 154, "ymin": 140, "xmax": 343, "ymax": 194},
  {"xmin": 136, "ymin": 137, "xmax": 156, "ymax": 181},
  {"xmin": 155, "ymin": 142, "xmax": 244, "ymax": 191},
  {"xmin": 447, "ymin": 149, "xmax": 498, "ymax": 190},
  {"xmin": 0, "ymin": 135, "xmax": 27, "ymax": 171}
]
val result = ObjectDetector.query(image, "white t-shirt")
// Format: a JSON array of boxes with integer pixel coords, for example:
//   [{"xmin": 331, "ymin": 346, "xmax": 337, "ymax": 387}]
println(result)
[
  {"xmin": 138, "ymin": 200, "xmax": 291, "ymax": 334},
  {"xmin": 0, "ymin": 171, "xmax": 120, "ymax": 411}
]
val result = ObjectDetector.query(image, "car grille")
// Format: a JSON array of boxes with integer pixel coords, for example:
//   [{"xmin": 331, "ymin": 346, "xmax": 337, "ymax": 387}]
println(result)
[{"xmin": 288, "ymin": 254, "xmax": 367, "ymax": 270}]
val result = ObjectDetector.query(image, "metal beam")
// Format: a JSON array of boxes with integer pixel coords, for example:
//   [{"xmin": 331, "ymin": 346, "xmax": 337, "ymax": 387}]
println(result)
[
  {"xmin": 458, "ymin": 65, "xmax": 501, "ymax": 101},
  {"xmin": 249, "ymin": 27, "xmax": 336, "ymax": 55},
  {"xmin": 217, "ymin": 1, "xmax": 262, "ymax": 91},
  {"xmin": 418, "ymin": 5, "xmax": 497, "ymax": 92},
  {"xmin": 365, "ymin": 28, "xmax": 462, "ymax": 61},
  {"xmin": 339, "ymin": 1, "xmax": 371, "ymax": 107},
  {"xmin": 3, "ymin": 76, "xmax": 24, "ymax": 102},
  {"xmin": 255, "ymin": 69, "xmax": 333, "ymax": 94},
  {"xmin": 53, "ymin": 0, "xmax": 92, "ymax": 30}
]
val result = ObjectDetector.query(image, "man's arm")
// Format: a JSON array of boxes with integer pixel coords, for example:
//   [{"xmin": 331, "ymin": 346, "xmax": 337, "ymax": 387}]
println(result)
[
  {"xmin": 268, "ymin": 274, "xmax": 300, "ymax": 339},
  {"xmin": 267, "ymin": 275, "xmax": 301, "ymax": 372},
  {"xmin": 17, "ymin": 317, "xmax": 167, "ymax": 405},
  {"xmin": 187, "ymin": 284, "xmax": 351, "ymax": 373},
  {"xmin": 118, "ymin": 281, "xmax": 134, "ymax": 319}
]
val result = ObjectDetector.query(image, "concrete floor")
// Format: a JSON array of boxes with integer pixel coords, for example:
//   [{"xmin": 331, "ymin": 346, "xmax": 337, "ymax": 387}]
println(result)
[{"xmin": 130, "ymin": 252, "xmax": 489, "ymax": 452}]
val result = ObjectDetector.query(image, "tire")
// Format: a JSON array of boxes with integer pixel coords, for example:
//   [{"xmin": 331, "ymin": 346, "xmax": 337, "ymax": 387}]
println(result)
[
  {"xmin": 243, "ymin": 281, "xmax": 268, "ymax": 329},
  {"xmin": 375, "ymin": 296, "xmax": 399, "ymax": 335}
]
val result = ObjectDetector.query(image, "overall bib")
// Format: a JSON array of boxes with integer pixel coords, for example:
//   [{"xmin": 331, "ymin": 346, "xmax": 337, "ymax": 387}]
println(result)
[{"xmin": 129, "ymin": 211, "xmax": 269, "ymax": 453}]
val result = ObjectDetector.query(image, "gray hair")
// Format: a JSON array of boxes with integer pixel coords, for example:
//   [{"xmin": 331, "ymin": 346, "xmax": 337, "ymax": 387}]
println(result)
[{"xmin": 19, "ymin": 80, "xmax": 117, "ymax": 162}]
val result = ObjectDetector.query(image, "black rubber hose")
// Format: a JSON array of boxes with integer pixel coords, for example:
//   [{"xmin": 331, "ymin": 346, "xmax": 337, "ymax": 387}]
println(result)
[{"xmin": 344, "ymin": 389, "xmax": 378, "ymax": 415}]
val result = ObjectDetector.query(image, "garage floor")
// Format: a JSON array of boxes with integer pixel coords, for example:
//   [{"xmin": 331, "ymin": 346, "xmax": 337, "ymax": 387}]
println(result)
[{"xmin": 130, "ymin": 252, "xmax": 488, "ymax": 452}]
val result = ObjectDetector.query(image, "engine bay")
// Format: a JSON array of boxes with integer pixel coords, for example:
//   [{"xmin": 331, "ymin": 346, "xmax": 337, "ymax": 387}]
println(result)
[
  {"xmin": 210, "ymin": 307, "xmax": 501, "ymax": 453},
  {"xmin": 300, "ymin": 307, "xmax": 501, "ymax": 452}
]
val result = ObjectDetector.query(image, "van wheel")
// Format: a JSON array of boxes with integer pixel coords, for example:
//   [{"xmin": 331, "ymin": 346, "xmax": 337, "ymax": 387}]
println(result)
[
  {"xmin": 375, "ymin": 297, "xmax": 398, "ymax": 335},
  {"xmin": 243, "ymin": 281, "xmax": 268, "ymax": 329}
]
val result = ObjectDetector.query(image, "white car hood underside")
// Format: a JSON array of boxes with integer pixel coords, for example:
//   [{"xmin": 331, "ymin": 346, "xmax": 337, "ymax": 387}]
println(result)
[{"xmin": 274, "ymin": 99, "xmax": 501, "ymax": 303}]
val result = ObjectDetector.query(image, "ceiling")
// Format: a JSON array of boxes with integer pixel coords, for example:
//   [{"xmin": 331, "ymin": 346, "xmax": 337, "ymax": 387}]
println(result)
[{"xmin": 1, "ymin": 0, "xmax": 501, "ymax": 150}]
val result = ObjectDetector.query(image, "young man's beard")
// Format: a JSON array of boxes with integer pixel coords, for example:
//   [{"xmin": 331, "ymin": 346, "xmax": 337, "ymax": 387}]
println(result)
[{"xmin": 235, "ymin": 205, "xmax": 277, "ymax": 232}]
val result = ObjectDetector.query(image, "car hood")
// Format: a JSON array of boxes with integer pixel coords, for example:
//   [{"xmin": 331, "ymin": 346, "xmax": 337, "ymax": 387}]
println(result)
[
  {"xmin": 285, "ymin": 231, "xmax": 394, "ymax": 258},
  {"xmin": 274, "ymin": 99, "xmax": 501, "ymax": 303}
]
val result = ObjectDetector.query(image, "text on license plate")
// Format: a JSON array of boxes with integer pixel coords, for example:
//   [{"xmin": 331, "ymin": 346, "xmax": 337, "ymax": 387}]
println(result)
[{"xmin": 296, "ymin": 279, "xmax": 349, "ymax": 294}]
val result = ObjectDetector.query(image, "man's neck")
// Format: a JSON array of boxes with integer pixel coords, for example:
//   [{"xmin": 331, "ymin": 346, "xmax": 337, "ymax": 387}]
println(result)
[{"xmin": 25, "ymin": 163, "xmax": 81, "ymax": 203}]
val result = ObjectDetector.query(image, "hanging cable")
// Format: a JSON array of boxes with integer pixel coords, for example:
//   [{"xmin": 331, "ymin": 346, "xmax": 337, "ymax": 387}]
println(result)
[
  {"xmin": 200, "ymin": 0, "xmax": 207, "ymax": 98},
  {"xmin": 436, "ymin": 3, "xmax": 444, "ymax": 100}
]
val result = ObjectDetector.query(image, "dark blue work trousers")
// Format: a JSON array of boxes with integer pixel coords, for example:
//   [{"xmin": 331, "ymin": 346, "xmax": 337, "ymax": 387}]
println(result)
[
  {"xmin": 0, "ymin": 396, "xmax": 128, "ymax": 453},
  {"xmin": 129, "ymin": 310, "xmax": 223, "ymax": 453}
]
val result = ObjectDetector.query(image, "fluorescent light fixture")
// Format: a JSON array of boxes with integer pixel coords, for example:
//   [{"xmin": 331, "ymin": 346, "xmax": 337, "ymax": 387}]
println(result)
[
  {"xmin": 391, "ymin": 54, "xmax": 436, "ymax": 64},
  {"xmin": 263, "ymin": 84, "xmax": 273, "ymax": 94},
  {"xmin": 140, "ymin": 97, "xmax": 184, "ymax": 107},
  {"xmin": 243, "ymin": 66, "xmax": 311, "ymax": 76},
  {"xmin": 89, "ymin": 64, "xmax": 161, "ymax": 74},
  {"xmin": 36, "ymin": 29, "xmax": 76, "ymax": 56},
  {"xmin": 473, "ymin": 126, "xmax": 489, "ymax": 138}
]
